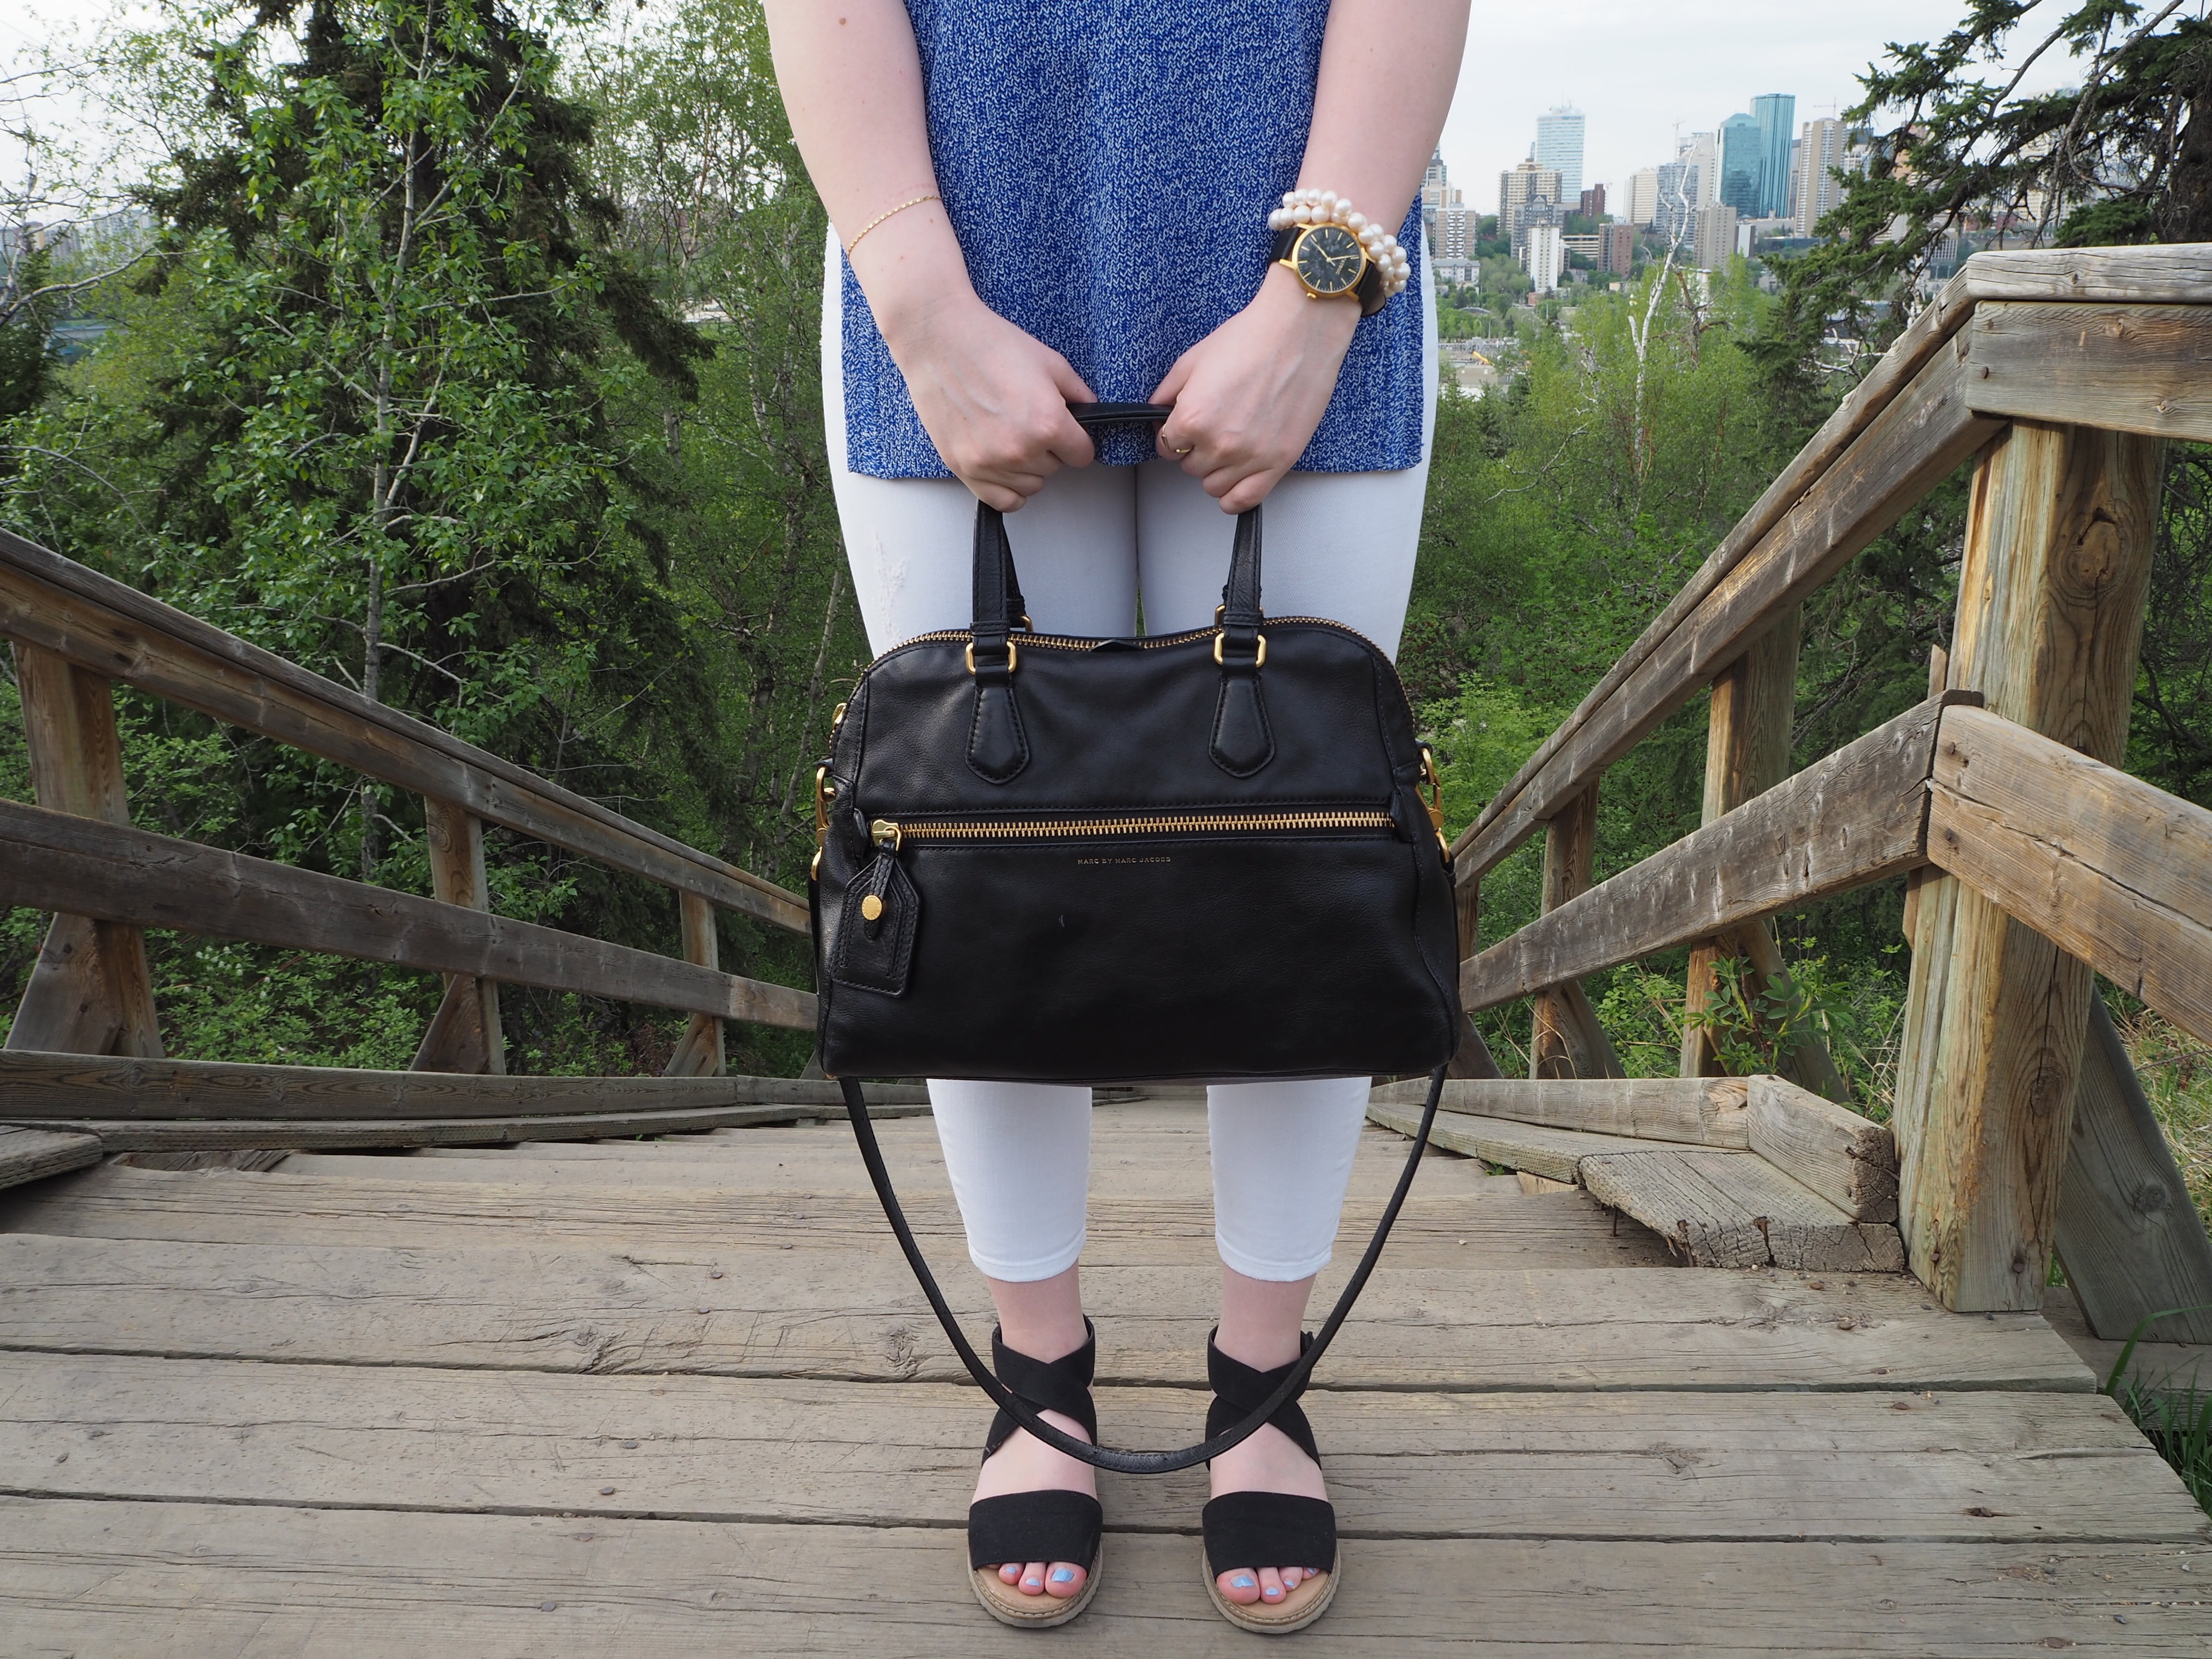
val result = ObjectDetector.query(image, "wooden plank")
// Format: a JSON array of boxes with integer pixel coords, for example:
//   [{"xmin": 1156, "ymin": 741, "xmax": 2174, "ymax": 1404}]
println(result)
[
  {"xmin": 662, "ymin": 891, "xmax": 726, "ymax": 1078},
  {"xmin": 2044, "ymin": 1286, "xmax": 2212, "ymax": 1399},
  {"xmin": 1456, "ymin": 347, "xmax": 1999, "ymax": 882},
  {"xmin": 1968, "ymin": 301, "xmax": 2212, "ymax": 442},
  {"xmin": 0, "ymin": 1051, "xmax": 917, "ymax": 1120},
  {"xmin": 1460, "ymin": 699, "xmax": 1946, "ymax": 1012},
  {"xmin": 1444, "ymin": 878, "xmax": 1503, "ymax": 1078},
  {"xmin": 1368, "ymin": 1102, "xmax": 1676, "ymax": 1183},
  {"xmin": 5, "ymin": 644, "xmax": 163, "ymax": 1058},
  {"xmin": 1370, "ymin": 1076, "xmax": 1751, "ymax": 1147},
  {"xmin": 1582, "ymin": 1148, "xmax": 1907, "ymax": 1272},
  {"xmin": 2055, "ymin": 997, "xmax": 2212, "ymax": 1345},
  {"xmin": 1746, "ymin": 1075, "xmax": 1898, "ymax": 1223},
  {"xmin": 412, "ymin": 799, "xmax": 503, "ymax": 1074},
  {"xmin": 1954, "ymin": 241, "xmax": 2212, "ymax": 304},
  {"xmin": 14, "ymin": 1105, "xmax": 930, "ymax": 1152},
  {"xmin": 1, "ymin": 1502, "xmax": 2204, "ymax": 1658},
  {"xmin": 0, "ymin": 528, "xmax": 808, "ymax": 933},
  {"xmin": 0, "ymin": 1166, "xmax": 1679, "ymax": 1271},
  {"xmin": 0, "ymin": 1354, "xmax": 2194, "ymax": 1543},
  {"xmin": 1529, "ymin": 784, "xmax": 1626, "ymax": 1080},
  {"xmin": 0, "ymin": 1126, "xmax": 99, "ymax": 1190},
  {"xmin": 0, "ymin": 1237, "xmax": 2094, "ymax": 1391},
  {"xmin": 0, "ymin": 798, "xmax": 816, "ymax": 1030},
  {"xmin": 1898, "ymin": 423, "xmax": 2166, "ymax": 1313},
  {"xmin": 1926, "ymin": 705, "xmax": 2212, "ymax": 1047}
]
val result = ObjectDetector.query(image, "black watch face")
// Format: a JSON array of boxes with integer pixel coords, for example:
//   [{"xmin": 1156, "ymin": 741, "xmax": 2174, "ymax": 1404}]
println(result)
[{"xmin": 1294, "ymin": 224, "xmax": 1365, "ymax": 296}]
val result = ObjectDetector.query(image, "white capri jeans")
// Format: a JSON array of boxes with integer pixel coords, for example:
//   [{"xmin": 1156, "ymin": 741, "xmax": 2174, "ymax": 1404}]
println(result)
[{"xmin": 824, "ymin": 241, "xmax": 1437, "ymax": 1282}]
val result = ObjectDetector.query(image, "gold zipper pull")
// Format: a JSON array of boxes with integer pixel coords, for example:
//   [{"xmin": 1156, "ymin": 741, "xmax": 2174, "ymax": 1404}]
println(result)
[{"xmin": 870, "ymin": 819, "xmax": 903, "ymax": 853}]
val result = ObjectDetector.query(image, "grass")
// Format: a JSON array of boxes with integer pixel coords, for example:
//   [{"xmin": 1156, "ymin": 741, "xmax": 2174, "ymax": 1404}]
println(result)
[
  {"xmin": 2114, "ymin": 1005, "xmax": 2212, "ymax": 1239},
  {"xmin": 2102, "ymin": 1311, "xmax": 2212, "ymax": 1520}
]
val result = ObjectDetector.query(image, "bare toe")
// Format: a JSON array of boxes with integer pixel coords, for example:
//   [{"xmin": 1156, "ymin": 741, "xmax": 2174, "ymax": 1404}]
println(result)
[
  {"xmin": 996, "ymin": 1562, "xmax": 1022, "ymax": 1586},
  {"xmin": 1217, "ymin": 1568, "xmax": 1262, "ymax": 1605},
  {"xmin": 1045, "ymin": 1562, "xmax": 1086, "ymax": 1599},
  {"xmin": 1017, "ymin": 1561, "xmax": 1049, "ymax": 1595},
  {"xmin": 1257, "ymin": 1567, "xmax": 1286, "ymax": 1603}
]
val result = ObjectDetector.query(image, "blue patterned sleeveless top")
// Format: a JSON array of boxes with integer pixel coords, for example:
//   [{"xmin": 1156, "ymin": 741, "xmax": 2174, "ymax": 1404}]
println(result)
[{"xmin": 838, "ymin": 0, "xmax": 1427, "ymax": 477}]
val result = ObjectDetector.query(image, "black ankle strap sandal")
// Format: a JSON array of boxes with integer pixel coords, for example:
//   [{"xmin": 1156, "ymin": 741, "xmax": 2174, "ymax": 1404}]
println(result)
[
  {"xmin": 967, "ymin": 1322, "xmax": 1106, "ymax": 1628},
  {"xmin": 1200, "ymin": 1332, "xmax": 1340, "ymax": 1635}
]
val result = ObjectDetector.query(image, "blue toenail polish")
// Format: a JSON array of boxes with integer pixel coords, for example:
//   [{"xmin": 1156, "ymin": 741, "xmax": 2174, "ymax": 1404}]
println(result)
[
  {"xmin": 1052, "ymin": 1569, "xmax": 1073, "ymax": 1583},
  {"xmin": 1233, "ymin": 1575, "xmax": 1254, "ymax": 1589}
]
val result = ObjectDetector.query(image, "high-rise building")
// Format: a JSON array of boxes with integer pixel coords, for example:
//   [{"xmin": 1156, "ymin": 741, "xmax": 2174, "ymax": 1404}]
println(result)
[
  {"xmin": 1792, "ymin": 117, "xmax": 1847, "ymax": 237},
  {"xmin": 1534, "ymin": 106, "xmax": 1586, "ymax": 203},
  {"xmin": 1718, "ymin": 113, "xmax": 1762, "ymax": 215},
  {"xmin": 1752, "ymin": 94, "xmax": 1796, "ymax": 217},
  {"xmin": 1498, "ymin": 157, "xmax": 1564, "ymax": 240},
  {"xmin": 1601, "ymin": 222, "xmax": 1636, "ymax": 276},
  {"xmin": 1625, "ymin": 168, "xmax": 1659, "ymax": 229},
  {"xmin": 1655, "ymin": 160, "xmax": 1697, "ymax": 246},
  {"xmin": 1421, "ymin": 148, "xmax": 1463, "ymax": 219},
  {"xmin": 1522, "ymin": 220, "xmax": 1564, "ymax": 294},
  {"xmin": 1578, "ymin": 183, "xmax": 1607, "ymax": 221},
  {"xmin": 1680, "ymin": 132, "xmax": 1719, "ymax": 208},
  {"xmin": 1692, "ymin": 203, "xmax": 1739, "ymax": 271}
]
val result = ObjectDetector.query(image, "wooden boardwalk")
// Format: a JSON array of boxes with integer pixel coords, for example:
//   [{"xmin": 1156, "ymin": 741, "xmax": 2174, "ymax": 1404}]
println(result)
[{"xmin": 0, "ymin": 1094, "xmax": 2203, "ymax": 1656}]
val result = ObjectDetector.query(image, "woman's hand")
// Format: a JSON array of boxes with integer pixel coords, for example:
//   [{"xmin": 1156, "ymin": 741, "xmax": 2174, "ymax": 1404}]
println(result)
[
  {"xmin": 877, "ymin": 285, "xmax": 1098, "ymax": 513},
  {"xmin": 1151, "ymin": 265, "xmax": 1362, "ymax": 513}
]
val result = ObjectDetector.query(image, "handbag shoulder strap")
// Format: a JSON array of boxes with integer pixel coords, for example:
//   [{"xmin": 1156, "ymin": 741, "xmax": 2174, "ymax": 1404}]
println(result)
[{"xmin": 841, "ymin": 1065, "xmax": 1444, "ymax": 1476}]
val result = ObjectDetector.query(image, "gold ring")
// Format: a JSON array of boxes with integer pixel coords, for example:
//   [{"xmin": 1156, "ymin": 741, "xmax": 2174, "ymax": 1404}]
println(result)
[{"xmin": 1172, "ymin": 445, "xmax": 1194, "ymax": 457}]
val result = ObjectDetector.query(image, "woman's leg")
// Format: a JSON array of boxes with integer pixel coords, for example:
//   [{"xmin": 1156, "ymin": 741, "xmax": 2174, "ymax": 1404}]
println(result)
[
  {"xmin": 823, "ymin": 237, "xmax": 1140, "ymax": 1598},
  {"xmin": 1133, "ymin": 261, "xmax": 1438, "ymax": 1605}
]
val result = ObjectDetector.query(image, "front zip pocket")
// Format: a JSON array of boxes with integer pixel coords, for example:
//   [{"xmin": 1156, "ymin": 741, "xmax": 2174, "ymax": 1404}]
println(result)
[{"xmin": 866, "ymin": 807, "xmax": 1395, "ymax": 849}]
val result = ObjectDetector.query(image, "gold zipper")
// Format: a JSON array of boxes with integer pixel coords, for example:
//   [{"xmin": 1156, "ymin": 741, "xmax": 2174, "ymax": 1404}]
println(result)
[{"xmin": 870, "ymin": 808, "xmax": 1392, "ymax": 851}]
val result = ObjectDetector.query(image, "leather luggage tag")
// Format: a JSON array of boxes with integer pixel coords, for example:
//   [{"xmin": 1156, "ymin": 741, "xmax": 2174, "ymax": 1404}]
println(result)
[{"xmin": 830, "ymin": 854, "xmax": 920, "ymax": 996}]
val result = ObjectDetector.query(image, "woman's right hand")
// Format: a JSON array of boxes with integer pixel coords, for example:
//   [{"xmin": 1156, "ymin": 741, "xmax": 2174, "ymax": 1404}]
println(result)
[{"xmin": 877, "ymin": 288, "xmax": 1097, "ymax": 512}]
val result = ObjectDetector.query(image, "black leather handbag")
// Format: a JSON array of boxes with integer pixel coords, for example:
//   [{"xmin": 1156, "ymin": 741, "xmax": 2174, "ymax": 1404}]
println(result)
[{"xmin": 815, "ymin": 403, "xmax": 1460, "ymax": 1473}]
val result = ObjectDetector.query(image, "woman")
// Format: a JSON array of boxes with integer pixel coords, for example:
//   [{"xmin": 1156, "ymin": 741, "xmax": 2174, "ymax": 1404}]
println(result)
[{"xmin": 764, "ymin": 0, "xmax": 1468, "ymax": 1632}]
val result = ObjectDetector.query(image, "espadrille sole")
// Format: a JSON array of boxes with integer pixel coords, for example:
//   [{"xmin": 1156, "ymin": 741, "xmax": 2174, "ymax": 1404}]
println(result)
[
  {"xmin": 970, "ymin": 1539, "xmax": 1104, "ymax": 1630},
  {"xmin": 1201, "ymin": 1543, "xmax": 1338, "ymax": 1635}
]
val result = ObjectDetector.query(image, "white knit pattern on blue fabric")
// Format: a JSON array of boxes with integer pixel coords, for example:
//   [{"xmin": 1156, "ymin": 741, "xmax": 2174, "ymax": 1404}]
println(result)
[{"xmin": 839, "ymin": 0, "xmax": 1428, "ymax": 478}]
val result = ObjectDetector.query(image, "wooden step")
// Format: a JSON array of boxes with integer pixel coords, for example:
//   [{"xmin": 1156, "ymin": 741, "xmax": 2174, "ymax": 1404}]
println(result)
[
  {"xmin": 0, "ymin": 1165, "xmax": 1677, "ymax": 1269},
  {"xmin": 0, "ymin": 1127, "xmax": 99, "ymax": 1193},
  {"xmin": 1581, "ymin": 1149, "xmax": 1907, "ymax": 1272},
  {"xmin": 0, "ymin": 1351, "xmax": 2194, "ymax": 1543},
  {"xmin": 0, "ymin": 1235, "xmax": 2094, "ymax": 1393},
  {"xmin": 1370, "ymin": 1076, "xmax": 1752, "ymax": 1147},
  {"xmin": 1369, "ymin": 1103, "xmax": 1653, "ymax": 1183},
  {"xmin": 0, "ymin": 1496, "xmax": 2200, "ymax": 1655}
]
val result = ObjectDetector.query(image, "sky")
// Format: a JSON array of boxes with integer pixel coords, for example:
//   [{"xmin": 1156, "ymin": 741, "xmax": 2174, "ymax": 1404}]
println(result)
[{"xmin": 0, "ymin": 0, "xmax": 2109, "ymax": 216}]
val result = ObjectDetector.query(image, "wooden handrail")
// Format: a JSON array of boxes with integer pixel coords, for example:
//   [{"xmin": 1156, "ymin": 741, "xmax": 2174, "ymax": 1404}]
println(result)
[
  {"xmin": 1452, "ymin": 246, "xmax": 2212, "ymax": 886},
  {"xmin": 0, "ymin": 528, "xmax": 808, "ymax": 934},
  {"xmin": 0, "ymin": 796, "xmax": 815, "ymax": 1031}
]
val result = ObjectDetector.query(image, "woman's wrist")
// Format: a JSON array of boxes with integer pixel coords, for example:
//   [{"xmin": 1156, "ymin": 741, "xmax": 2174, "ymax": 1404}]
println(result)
[
  {"xmin": 844, "ymin": 200, "xmax": 985, "ymax": 353},
  {"xmin": 1253, "ymin": 261, "xmax": 1361, "ymax": 352}
]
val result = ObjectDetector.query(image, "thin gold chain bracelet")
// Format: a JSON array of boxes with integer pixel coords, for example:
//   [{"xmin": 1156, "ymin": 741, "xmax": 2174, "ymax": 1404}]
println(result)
[{"xmin": 845, "ymin": 192, "xmax": 941, "ymax": 254}]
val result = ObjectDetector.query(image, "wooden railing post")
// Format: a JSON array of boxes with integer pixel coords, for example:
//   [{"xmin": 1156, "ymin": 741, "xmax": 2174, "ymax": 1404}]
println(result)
[
  {"xmin": 5, "ymin": 644, "xmax": 163, "ymax": 1058},
  {"xmin": 411, "ymin": 798, "xmax": 505, "ymax": 1074},
  {"xmin": 1528, "ymin": 783, "xmax": 1625, "ymax": 1080},
  {"xmin": 1893, "ymin": 421, "xmax": 2164, "ymax": 1310},
  {"xmin": 662, "ymin": 892, "xmax": 726, "ymax": 1078},
  {"xmin": 1445, "ymin": 876, "xmax": 1503, "ymax": 1078},
  {"xmin": 1679, "ymin": 609, "xmax": 1852, "ymax": 1102}
]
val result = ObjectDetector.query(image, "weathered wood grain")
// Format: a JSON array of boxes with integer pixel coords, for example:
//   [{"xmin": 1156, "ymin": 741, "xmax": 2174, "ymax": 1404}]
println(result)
[
  {"xmin": 0, "ymin": 1165, "xmax": 1677, "ymax": 1270},
  {"xmin": 1529, "ymin": 784, "xmax": 1625, "ymax": 1080},
  {"xmin": 0, "ymin": 1354, "xmax": 2191, "ymax": 1543},
  {"xmin": 1746, "ymin": 1075, "xmax": 1898, "ymax": 1223},
  {"xmin": 1967, "ymin": 301, "xmax": 2212, "ymax": 442},
  {"xmin": 5, "ymin": 644, "xmax": 163, "ymax": 1059},
  {"xmin": 2055, "ymin": 997, "xmax": 2212, "ymax": 1345},
  {"xmin": 0, "ymin": 799, "xmax": 816, "ymax": 1030},
  {"xmin": 661, "ymin": 891, "xmax": 725, "ymax": 1079},
  {"xmin": 0, "ymin": 528, "xmax": 808, "ymax": 933},
  {"xmin": 0, "ymin": 1236, "xmax": 2092, "ymax": 1391},
  {"xmin": 1926, "ymin": 704, "xmax": 2212, "ymax": 1047},
  {"xmin": 1368, "ymin": 1076, "xmax": 1750, "ymax": 1148},
  {"xmin": 0, "ymin": 1127, "xmax": 100, "ymax": 1191},
  {"xmin": 1460, "ymin": 699, "xmax": 1945, "ymax": 1011},
  {"xmin": 1366, "ymin": 1103, "xmax": 1657, "ymax": 1183},
  {"xmin": 1897, "ymin": 423, "xmax": 2166, "ymax": 1313},
  {"xmin": 413, "ymin": 798, "xmax": 504, "ymax": 1075},
  {"xmin": 1581, "ymin": 1148, "xmax": 1907, "ymax": 1272},
  {"xmin": 1952, "ymin": 242, "xmax": 2212, "ymax": 305},
  {"xmin": 0, "ymin": 1051, "xmax": 921, "ymax": 1120},
  {"xmin": 1455, "ymin": 348, "xmax": 1998, "ymax": 882},
  {"xmin": 8, "ymin": 1107, "xmax": 937, "ymax": 1152},
  {"xmin": 5, "ymin": 1499, "xmax": 2202, "ymax": 1657}
]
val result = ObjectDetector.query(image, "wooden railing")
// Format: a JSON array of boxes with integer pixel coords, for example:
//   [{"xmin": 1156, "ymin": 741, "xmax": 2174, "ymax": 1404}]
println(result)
[
  {"xmin": 1451, "ymin": 246, "xmax": 2212, "ymax": 1340},
  {"xmin": 0, "ymin": 524, "xmax": 927, "ymax": 1148}
]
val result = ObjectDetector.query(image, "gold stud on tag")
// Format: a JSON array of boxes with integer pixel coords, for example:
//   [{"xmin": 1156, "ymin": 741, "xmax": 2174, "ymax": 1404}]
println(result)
[{"xmin": 860, "ymin": 894, "xmax": 885, "ymax": 922}]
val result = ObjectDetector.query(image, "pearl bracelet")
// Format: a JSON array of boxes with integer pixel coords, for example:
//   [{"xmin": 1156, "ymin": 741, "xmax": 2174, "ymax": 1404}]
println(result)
[{"xmin": 1266, "ymin": 188, "xmax": 1412, "ymax": 301}]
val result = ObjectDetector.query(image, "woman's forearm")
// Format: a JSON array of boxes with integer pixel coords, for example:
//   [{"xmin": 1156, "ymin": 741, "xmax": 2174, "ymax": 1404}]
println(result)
[
  {"xmin": 1299, "ymin": 0, "xmax": 1470, "ymax": 224},
  {"xmin": 759, "ymin": 0, "xmax": 971, "ymax": 336}
]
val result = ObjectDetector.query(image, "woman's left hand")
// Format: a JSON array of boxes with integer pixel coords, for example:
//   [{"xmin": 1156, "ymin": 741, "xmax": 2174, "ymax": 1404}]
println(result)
[{"xmin": 1150, "ymin": 264, "xmax": 1363, "ymax": 514}]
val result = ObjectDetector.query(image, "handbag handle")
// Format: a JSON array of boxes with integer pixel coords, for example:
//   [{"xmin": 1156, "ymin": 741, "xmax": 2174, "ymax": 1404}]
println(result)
[{"xmin": 840, "ymin": 1064, "xmax": 1444, "ymax": 1475}]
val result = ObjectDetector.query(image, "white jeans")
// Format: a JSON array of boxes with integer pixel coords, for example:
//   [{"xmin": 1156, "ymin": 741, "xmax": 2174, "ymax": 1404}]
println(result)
[{"xmin": 823, "ymin": 242, "xmax": 1437, "ymax": 1282}]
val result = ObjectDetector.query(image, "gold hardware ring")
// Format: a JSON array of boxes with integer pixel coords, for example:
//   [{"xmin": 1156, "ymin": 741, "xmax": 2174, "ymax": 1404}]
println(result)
[
  {"xmin": 1214, "ymin": 631, "xmax": 1267, "ymax": 668},
  {"xmin": 965, "ymin": 639, "xmax": 1020, "ymax": 675}
]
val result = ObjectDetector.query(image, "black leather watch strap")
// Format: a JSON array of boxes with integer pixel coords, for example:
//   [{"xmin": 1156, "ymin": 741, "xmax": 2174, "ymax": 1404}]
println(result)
[{"xmin": 1268, "ymin": 224, "xmax": 1389, "ymax": 316}]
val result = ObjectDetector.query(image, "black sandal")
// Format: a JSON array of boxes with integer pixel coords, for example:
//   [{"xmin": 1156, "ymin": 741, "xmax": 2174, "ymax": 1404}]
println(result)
[
  {"xmin": 1200, "ymin": 1332, "xmax": 1339, "ymax": 1635},
  {"xmin": 967, "ymin": 1322, "xmax": 1105, "ymax": 1628}
]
